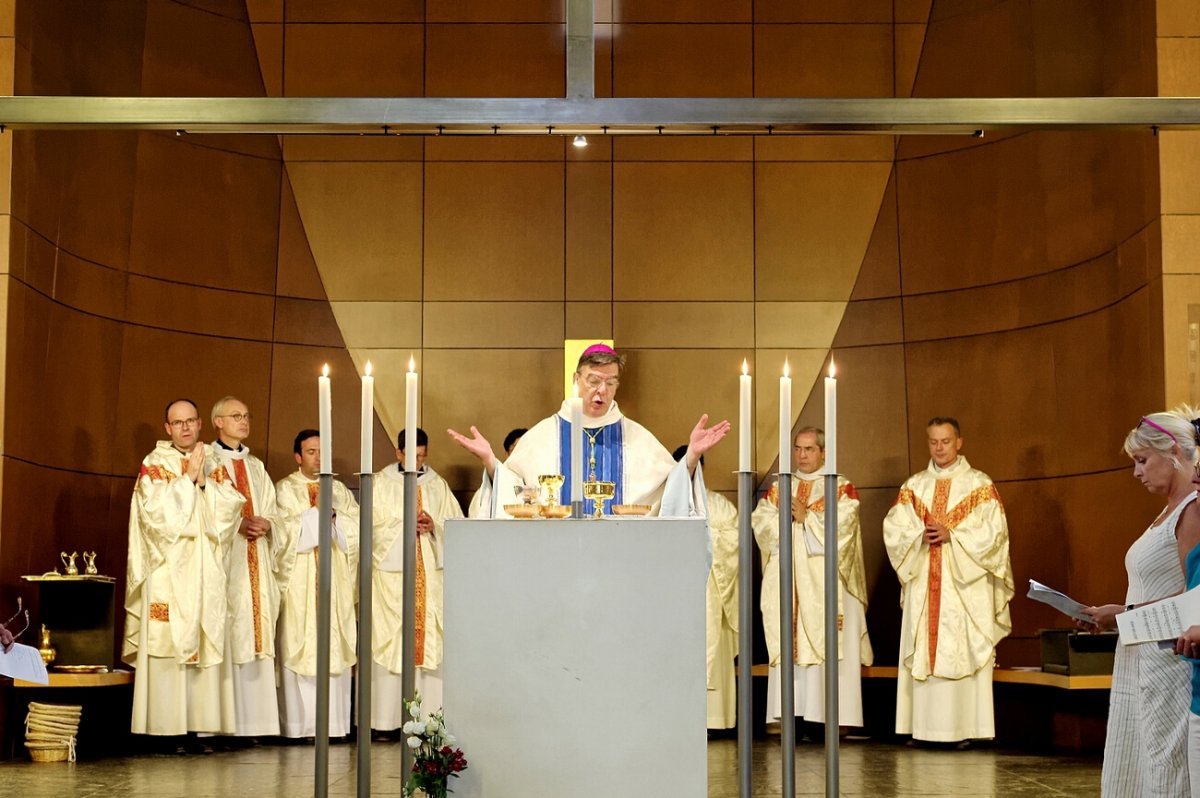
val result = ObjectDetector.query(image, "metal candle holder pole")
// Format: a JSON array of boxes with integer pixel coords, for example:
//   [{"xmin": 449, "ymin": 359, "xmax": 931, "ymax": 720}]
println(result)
[
  {"xmin": 357, "ymin": 471, "xmax": 374, "ymax": 798},
  {"xmin": 777, "ymin": 470, "xmax": 795, "ymax": 797},
  {"xmin": 401, "ymin": 469, "xmax": 418, "ymax": 782},
  {"xmin": 315, "ymin": 473, "xmax": 334, "ymax": 798},
  {"xmin": 823, "ymin": 472, "xmax": 840, "ymax": 798},
  {"xmin": 736, "ymin": 470, "xmax": 754, "ymax": 798},
  {"xmin": 571, "ymin": 500, "xmax": 583, "ymax": 519}
]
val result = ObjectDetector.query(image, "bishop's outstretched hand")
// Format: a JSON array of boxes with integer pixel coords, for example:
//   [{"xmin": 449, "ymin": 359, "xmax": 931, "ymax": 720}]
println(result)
[
  {"xmin": 685, "ymin": 414, "xmax": 731, "ymax": 470},
  {"xmin": 447, "ymin": 426, "xmax": 498, "ymax": 475}
]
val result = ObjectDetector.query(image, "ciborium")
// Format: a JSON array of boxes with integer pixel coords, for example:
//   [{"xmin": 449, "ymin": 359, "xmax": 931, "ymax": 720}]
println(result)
[
  {"xmin": 537, "ymin": 474, "xmax": 565, "ymax": 507},
  {"xmin": 583, "ymin": 480, "xmax": 616, "ymax": 519}
]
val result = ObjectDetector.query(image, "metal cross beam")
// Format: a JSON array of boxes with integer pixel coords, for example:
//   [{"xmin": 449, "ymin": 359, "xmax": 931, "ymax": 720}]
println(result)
[{"xmin": 0, "ymin": 96, "xmax": 1198, "ymax": 134}]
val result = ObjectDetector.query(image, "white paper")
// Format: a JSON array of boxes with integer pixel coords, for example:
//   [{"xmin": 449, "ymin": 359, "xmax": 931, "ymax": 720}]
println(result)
[
  {"xmin": 0, "ymin": 642, "xmax": 49, "ymax": 684},
  {"xmin": 1116, "ymin": 585, "xmax": 1200, "ymax": 644},
  {"xmin": 1026, "ymin": 579, "xmax": 1092, "ymax": 623}
]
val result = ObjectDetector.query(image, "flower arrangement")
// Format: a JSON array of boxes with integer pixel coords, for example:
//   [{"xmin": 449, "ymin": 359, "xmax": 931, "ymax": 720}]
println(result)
[{"xmin": 402, "ymin": 695, "xmax": 468, "ymax": 798}]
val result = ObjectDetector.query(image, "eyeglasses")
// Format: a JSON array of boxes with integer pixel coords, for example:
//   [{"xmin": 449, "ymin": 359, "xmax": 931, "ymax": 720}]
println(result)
[
  {"xmin": 3, "ymin": 597, "xmax": 29, "ymax": 640},
  {"xmin": 581, "ymin": 376, "xmax": 619, "ymax": 390},
  {"xmin": 219, "ymin": 413, "xmax": 252, "ymax": 423},
  {"xmin": 167, "ymin": 417, "xmax": 201, "ymax": 429}
]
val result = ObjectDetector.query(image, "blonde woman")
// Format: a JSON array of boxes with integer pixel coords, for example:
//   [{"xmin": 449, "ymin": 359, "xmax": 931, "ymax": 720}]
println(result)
[{"xmin": 1083, "ymin": 407, "xmax": 1200, "ymax": 797}]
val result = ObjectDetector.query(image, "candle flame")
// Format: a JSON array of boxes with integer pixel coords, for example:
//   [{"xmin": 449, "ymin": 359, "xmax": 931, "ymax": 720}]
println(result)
[
  {"xmin": 408, "ymin": 354, "xmax": 415, "ymax": 373},
  {"xmin": 365, "ymin": 360, "xmax": 373, "ymax": 377},
  {"xmin": 321, "ymin": 363, "xmax": 329, "ymax": 378},
  {"xmin": 828, "ymin": 357, "xmax": 836, "ymax": 379},
  {"xmin": 742, "ymin": 359, "xmax": 748, "ymax": 376},
  {"xmin": 783, "ymin": 359, "xmax": 790, "ymax": 378}
]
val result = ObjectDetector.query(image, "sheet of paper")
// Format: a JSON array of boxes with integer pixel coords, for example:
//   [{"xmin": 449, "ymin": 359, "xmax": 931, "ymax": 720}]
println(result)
[
  {"xmin": 1116, "ymin": 585, "xmax": 1200, "ymax": 644},
  {"xmin": 1026, "ymin": 579, "xmax": 1092, "ymax": 623},
  {"xmin": 0, "ymin": 642, "xmax": 49, "ymax": 684}
]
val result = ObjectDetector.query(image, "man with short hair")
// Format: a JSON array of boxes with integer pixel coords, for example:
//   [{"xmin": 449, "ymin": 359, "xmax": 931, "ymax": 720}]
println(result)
[
  {"xmin": 673, "ymin": 446, "xmax": 739, "ymax": 730},
  {"xmin": 883, "ymin": 417, "xmax": 1013, "ymax": 746},
  {"xmin": 372, "ymin": 428, "xmax": 464, "ymax": 727},
  {"xmin": 752, "ymin": 427, "xmax": 873, "ymax": 731},
  {"xmin": 124, "ymin": 399, "xmax": 244, "ymax": 737},
  {"xmin": 450, "ymin": 344, "xmax": 729, "ymax": 518},
  {"xmin": 206, "ymin": 395, "xmax": 285, "ymax": 737},
  {"xmin": 274, "ymin": 430, "xmax": 359, "ymax": 739}
]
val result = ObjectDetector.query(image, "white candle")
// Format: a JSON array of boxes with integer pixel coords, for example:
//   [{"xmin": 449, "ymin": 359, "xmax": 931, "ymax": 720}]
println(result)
[
  {"xmin": 319, "ymin": 363, "xmax": 332, "ymax": 473},
  {"xmin": 825, "ymin": 358, "xmax": 837, "ymax": 475},
  {"xmin": 360, "ymin": 361, "xmax": 374, "ymax": 474},
  {"xmin": 405, "ymin": 355, "xmax": 418, "ymax": 473},
  {"xmin": 570, "ymin": 383, "xmax": 584, "ymax": 502},
  {"xmin": 739, "ymin": 359, "xmax": 751, "ymax": 472},
  {"xmin": 779, "ymin": 360, "xmax": 791, "ymax": 476}
]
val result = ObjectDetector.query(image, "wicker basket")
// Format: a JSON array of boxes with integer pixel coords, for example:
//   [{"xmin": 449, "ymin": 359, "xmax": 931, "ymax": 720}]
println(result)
[
  {"xmin": 26, "ymin": 745, "xmax": 70, "ymax": 763},
  {"xmin": 25, "ymin": 702, "xmax": 81, "ymax": 763}
]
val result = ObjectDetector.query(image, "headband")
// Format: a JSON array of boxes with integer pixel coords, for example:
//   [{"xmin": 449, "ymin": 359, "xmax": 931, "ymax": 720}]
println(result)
[{"xmin": 1140, "ymin": 416, "xmax": 1178, "ymax": 444}]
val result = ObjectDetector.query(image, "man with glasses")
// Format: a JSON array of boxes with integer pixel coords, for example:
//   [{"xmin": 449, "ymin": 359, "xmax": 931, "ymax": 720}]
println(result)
[
  {"xmin": 124, "ymin": 399, "xmax": 245, "ymax": 738},
  {"xmin": 449, "ymin": 343, "xmax": 729, "ymax": 518},
  {"xmin": 752, "ymin": 427, "xmax": 872, "ymax": 736},
  {"xmin": 206, "ymin": 395, "xmax": 285, "ymax": 738}
]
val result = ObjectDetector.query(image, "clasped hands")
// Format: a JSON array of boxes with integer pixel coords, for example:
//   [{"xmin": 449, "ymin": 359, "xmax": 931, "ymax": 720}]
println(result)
[
  {"xmin": 238, "ymin": 515, "xmax": 272, "ymax": 540},
  {"xmin": 184, "ymin": 443, "xmax": 207, "ymax": 487}
]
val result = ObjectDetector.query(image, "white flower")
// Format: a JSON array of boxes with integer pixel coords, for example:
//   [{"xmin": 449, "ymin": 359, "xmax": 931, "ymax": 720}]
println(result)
[
  {"xmin": 408, "ymin": 702, "xmax": 421, "ymax": 719},
  {"xmin": 407, "ymin": 736, "xmax": 422, "ymax": 750},
  {"xmin": 425, "ymin": 719, "xmax": 438, "ymax": 736},
  {"xmin": 402, "ymin": 721, "xmax": 421, "ymax": 736},
  {"xmin": 443, "ymin": 734, "xmax": 456, "ymax": 747}
]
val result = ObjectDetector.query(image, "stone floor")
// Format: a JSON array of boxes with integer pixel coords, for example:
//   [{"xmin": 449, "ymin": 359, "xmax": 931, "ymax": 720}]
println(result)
[{"xmin": 0, "ymin": 737, "xmax": 1101, "ymax": 797}]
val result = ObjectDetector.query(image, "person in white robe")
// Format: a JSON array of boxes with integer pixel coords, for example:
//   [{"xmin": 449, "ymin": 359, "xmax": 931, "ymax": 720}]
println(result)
[
  {"xmin": 883, "ymin": 417, "xmax": 1012, "ymax": 745},
  {"xmin": 449, "ymin": 343, "xmax": 729, "ymax": 520},
  {"xmin": 673, "ymin": 446, "xmax": 739, "ymax": 729},
  {"xmin": 467, "ymin": 428, "xmax": 526, "ymax": 518},
  {"xmin": 372, "ymin": 428, "xmax": 464, "ymax": 729},
  {"xmin": 753, "ymin": 427, "xmax": 873, "ymax": 731},
  {"xmin": 124, "ymin": 399, "xmax": 244, "ymax": 736},
  {"xmin": 206, "ymin": 395, "xmax": 286, "ymax": 737},
  {"xmin": 274, "ymin": 429, "xmax": 359, "ymax": 739}
]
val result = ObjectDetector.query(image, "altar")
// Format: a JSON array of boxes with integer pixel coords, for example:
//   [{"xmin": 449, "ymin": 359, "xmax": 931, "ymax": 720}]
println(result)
[{"xmin": 442, "ymin": 517, "xmax": 708, "ymax": 798}]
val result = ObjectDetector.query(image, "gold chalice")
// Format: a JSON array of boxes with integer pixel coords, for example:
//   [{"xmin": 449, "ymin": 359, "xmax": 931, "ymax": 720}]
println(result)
[
  {"xmin": 583, "ymin": 480, "xmax": 616, "ymax": 519},
  {"xmin": 537, "ymin": 474, "xmax": 565, "ymax": 507}
]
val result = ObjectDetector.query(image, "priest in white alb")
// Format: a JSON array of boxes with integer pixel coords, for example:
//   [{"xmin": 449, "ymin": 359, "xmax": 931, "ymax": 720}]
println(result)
[
  {"xmin": 752, "ymin": 427, "xmax": 873, "ymax": 730},
  {"xmin": 883, "ymin": 416, "xmax": 1012, "ymax": 745},
  {"xmin": 449, "ymin": 344, "xmax": 730, "ymax": 519},
  {"xmin": 372, "ymin": 428, "xmax": 464, "ymax": 728},
  {"xmin": 673, "ymin": 446, "xmax": 739, "ymax": 729},
  {"xmin": 206, "ymin": 396, "xmax": 286, "ymax": 737},
  {"xmin": 125, "ymin": 399, "xmax": 244, "ymax": 736},
  {"xmin": 274, "ymin": 429, "xmax": 359, "ymax": 739}
]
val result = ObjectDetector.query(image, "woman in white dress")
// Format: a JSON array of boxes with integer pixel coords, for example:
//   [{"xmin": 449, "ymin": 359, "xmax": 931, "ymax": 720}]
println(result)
[{"xmin": 1083, "ymin": 408, "xmax": 1200, "ymax": 797}]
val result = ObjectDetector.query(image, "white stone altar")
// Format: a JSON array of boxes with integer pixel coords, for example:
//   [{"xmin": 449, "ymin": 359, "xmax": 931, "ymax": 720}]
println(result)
[{"xmin": 442, "ymin": 517, "xmax": 708, "ymax": 798}]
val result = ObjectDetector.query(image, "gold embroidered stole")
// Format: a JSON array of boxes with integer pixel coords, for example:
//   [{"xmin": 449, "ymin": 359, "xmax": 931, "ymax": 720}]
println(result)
[{"xmin": 232, "ymin": 459, "xmax": 264, "ymax": 655}]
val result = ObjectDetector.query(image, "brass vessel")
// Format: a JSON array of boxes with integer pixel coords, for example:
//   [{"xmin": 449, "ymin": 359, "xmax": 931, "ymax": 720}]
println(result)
[
  {"xmin": 38, "ymin": 625, "xmax": 56, "ymax": 666},
  {"xmin": 583, "ymin": 480, "xmax": 616, "ymax": 519}
]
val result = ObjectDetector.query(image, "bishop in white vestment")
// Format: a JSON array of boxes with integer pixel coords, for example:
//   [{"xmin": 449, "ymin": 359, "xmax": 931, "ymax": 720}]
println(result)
[
  {"xmin": 372, "ymin": 429, "xmax": 464, "ymax": 729},
  {"xmin": 274, "ymin": 430, "xmax": 359, "ymax": 738},
  {"xmin": 206, "ymin": 396, "xmax": 286, "ymax": 737},
  {"xmin": 752, "ymin": 427, "xmax": 873, "ymax": 728},
  {"xmin": 450, "ymin": 344, "xmax": 729, "ymax": 520},
  {"xmin": 124, "ymin": 400, "xmax": 244, "ymax": 735},
  {"xmin": 883, "ymin": 418, "xmax": 1012, "ymax": 743}
]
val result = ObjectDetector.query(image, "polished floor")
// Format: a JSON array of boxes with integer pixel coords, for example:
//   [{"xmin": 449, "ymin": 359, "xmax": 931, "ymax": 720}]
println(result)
[{"xmin": 0, "ymin": 738, "xmax": 1101, "ymax": 797}]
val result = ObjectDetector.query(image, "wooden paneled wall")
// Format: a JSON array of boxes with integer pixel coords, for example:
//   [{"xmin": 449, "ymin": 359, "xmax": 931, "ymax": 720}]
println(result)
[{"xmin": 0, "ymin": 0, "xmax": 1172, "ymax": 675}]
